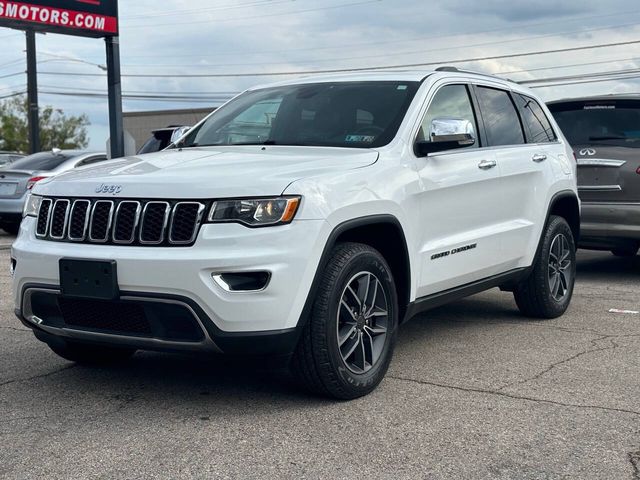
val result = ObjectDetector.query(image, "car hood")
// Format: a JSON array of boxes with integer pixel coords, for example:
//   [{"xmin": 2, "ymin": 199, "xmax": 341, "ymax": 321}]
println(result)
[{"xmin": 34, "ymin": 146, "xmax": 378, "ymax": 198}]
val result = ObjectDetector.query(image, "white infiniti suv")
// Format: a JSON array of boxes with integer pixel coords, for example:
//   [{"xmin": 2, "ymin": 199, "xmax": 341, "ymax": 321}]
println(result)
[{"xmin": 13, "ymin": 68, "xmax": 579, "ymax": 399}]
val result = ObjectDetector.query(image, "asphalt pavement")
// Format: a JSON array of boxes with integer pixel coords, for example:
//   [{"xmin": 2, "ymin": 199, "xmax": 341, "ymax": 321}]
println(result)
[{"xmin": 1, "ymin": 246, "xmax": 639, "ymax": 479}]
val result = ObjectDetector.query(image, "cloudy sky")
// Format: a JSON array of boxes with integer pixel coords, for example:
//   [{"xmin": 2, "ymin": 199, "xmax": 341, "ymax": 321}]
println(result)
[{"xmin": 1, "ymin": 0, "xmax": 639, "ymax": 149}]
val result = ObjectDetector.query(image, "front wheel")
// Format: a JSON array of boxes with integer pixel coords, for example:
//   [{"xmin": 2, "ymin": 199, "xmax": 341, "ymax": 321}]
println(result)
[
  {"xmin": 291, "ymin": 242, "xmax": 398, "ymax": 399},
  {"xmin": 514, "ymin": 215, "xmax": 576, "ymax": 319}
]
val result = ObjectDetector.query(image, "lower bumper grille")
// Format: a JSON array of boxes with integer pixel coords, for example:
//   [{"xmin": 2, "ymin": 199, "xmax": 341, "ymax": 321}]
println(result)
[
  {"xmin": 58, "ymin": 297, "xmax": 151, "ymax": 335},
  {"xmin": 28, "ymin": 292, "xmax": 206, "ymax": 343}
]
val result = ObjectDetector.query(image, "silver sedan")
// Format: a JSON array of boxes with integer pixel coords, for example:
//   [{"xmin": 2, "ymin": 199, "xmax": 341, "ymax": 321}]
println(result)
[{"xmin": 0, "ymin": 149, "xmax": 109, "ymax": 234}]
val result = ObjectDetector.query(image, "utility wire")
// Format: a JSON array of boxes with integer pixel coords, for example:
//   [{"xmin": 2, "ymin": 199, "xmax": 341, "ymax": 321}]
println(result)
[
  {"xmin": 125, "ymin": 0, "xmax": 382, "ymax": 28},
  {"xmin": 125, "ymin": 0, "xmax": 293, "ymax": 20},
  {"xmin": 116, "ymin": 21, "xmax": 640, "ymax": 70},
  {"xmin": 122, "ymin": 9, "xmax": 640, "ymax": 59},
  {"xmin": 37, "ymin": 38, "xmax": 640, "ymax": 78}
]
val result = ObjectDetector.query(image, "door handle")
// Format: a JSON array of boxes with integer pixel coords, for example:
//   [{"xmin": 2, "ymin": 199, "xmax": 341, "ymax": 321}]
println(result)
[
  {"xmin": 532, "ymin": 153, "xmax": 547, "ymax": 163},
  {"xmin": 478, "ymin": 159, "xmax": 497, "ymax": 170}
]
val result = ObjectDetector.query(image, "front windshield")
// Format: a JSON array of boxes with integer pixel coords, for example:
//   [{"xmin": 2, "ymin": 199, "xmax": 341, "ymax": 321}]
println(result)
[
  {"xmin": 182, "ymin": 81, "xmax": 420, "ymax": 149},
  {"xmin": 550, "ymin": 100, "xmax": 640, "ymax": 148}
]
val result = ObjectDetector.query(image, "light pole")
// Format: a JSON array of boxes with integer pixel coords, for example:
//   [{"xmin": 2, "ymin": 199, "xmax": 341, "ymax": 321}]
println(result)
[{"xmin": 26, "ymin": 30, "xmax": 39, "ymax": 154}]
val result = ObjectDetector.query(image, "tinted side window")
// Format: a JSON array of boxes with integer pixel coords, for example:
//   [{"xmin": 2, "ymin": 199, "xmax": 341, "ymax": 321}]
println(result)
[
  {"xmin": 515, "ymin": 94, "xmax": 556, "ymax": 143},
  {"xmin": 476, "ymin": 87, "xmax": 525, "ymax": 147},
  {"xmin": 419, "ymin": 84, "xmax": 478, "ymax": 148}
]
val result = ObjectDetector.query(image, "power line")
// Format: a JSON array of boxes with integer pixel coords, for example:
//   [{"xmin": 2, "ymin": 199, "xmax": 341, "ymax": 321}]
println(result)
[
  {"xmin": 522, "ymin": 67, "xmax": 640, "ymax": 85},
  {"xmin": 0, "ymin": 71, "xmax": 24, "ymax": 80},
  {"xmin": 529, "ymin": 73, "xmax": 640, "ymax": 88},
  {"xmin": 38, "ymin": 38, "xmax": 640, "ymax": 78},
  {"xmin": 125, "ymin": 0, "xmax": 383, "ymax": 28},
  {"xmin": 495, "ymin": 56, "xmax": 640, "ymax": 75},
  {"xmin": 125, "ymin": 0, "xmax": 293, "ymax": 20},
  {"xmin": 117, "ymin": 20, "xmax": 640, "ymax": 70},
  {"xmin": 121, "ymin": 9, "xmax": 640, "ymax": 58}
]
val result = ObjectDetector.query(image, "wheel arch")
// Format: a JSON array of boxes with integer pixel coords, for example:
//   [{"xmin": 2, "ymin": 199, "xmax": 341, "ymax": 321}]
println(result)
[
  {"xmin": 297, "ymin": 215, "xmax": 412, "ymax": 328},
  {"xmin": 547, "ymin": 190, "xmax": 580, "ymax": 244}
]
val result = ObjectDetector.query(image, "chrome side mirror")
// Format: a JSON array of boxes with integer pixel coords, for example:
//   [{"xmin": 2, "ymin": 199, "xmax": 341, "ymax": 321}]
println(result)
[
  {"xmin": 429, "ymin": 117, "xmax": 476, "ymax": 144},
  {"xmin": 415, "ymin": 117, "xmax": 476, "ymax": 157}
]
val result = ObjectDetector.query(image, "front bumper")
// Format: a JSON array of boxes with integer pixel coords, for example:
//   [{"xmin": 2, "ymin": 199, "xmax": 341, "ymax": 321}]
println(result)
[
  {"xmin": 12, "ymin": 217, "xmax": 330, "ymax": 353},
  {"xmin": 579, "ymin": 202, "xmax": 640, "ymax": 247}
]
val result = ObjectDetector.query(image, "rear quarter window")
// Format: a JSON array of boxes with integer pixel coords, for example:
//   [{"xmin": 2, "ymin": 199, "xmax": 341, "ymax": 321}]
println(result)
[{"xmin": 515, "ymin": 94, "xmax": 556, "ymax": 143}]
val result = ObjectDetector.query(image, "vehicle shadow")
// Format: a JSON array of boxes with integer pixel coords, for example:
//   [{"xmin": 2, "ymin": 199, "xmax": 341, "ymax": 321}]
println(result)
[{"xmin": 575, "ymin": 250, "xmax": 640, "ymax": 282}]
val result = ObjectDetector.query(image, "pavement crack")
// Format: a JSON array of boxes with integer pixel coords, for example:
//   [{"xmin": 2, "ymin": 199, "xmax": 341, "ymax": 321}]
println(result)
[
  {"xmin": 0, "ymin": 364, "xmax": 76, "ymax": 388},
  {"xmin": 497, "ymin": 335, "xmax": 617, "ymax": 391},
  {"xmin": 388, "ymin": 375, "xmax": 640, "ymax": 417}
]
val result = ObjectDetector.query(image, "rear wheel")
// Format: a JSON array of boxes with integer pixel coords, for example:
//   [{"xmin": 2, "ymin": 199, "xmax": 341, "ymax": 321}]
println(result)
[
  {"xmin": 48, "ymin": 341, "xmax": 136, "ymax": 365},
  {"xmin": 514, "ymin": 216, "xmax": 576, "ymax": 319},
  {"xmin": 291, "ymin": 242, "xmax": 398, "ymax": 399}
]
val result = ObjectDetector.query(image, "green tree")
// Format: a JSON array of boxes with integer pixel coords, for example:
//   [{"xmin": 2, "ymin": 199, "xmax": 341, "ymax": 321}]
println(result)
[{"xmin": 0, "ymin": 95, "xmax": 89, "ymax": 152}]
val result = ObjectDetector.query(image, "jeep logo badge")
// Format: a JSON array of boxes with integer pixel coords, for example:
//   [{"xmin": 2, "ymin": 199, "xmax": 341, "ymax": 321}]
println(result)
[
  {"xmin": 579, "ymin": 148, "xmax": 596, "ymax": 156},
  {"xmin": 95, "ymin": 184, "xmax": 122, "ymax": 195}
]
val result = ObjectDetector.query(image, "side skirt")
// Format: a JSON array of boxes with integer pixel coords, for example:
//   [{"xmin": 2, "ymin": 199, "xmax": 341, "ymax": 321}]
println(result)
[{"xmin": 404, "ymin": 267, "xmax": 529, "ymax": 322}]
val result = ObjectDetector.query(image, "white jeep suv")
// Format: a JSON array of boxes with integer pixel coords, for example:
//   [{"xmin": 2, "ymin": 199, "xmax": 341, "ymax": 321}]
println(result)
[{"xmin": 12, "ymin": 68, "xmax": 579, "ymax": 399}]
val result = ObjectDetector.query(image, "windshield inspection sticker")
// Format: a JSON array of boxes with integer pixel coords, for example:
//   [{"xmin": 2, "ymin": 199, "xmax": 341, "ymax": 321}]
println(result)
[{"xmin": 345, "ymin": 135, "xmax": 375, "ymax": 143}]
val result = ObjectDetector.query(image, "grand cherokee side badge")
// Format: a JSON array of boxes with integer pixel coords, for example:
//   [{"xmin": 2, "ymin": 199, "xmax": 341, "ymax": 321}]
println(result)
[{"xmin": 95, "ymin": 184, "xmax": 122, "ymax": 195}]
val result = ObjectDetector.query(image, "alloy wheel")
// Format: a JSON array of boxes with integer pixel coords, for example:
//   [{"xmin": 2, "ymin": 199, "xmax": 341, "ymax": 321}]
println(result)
[
  {"xmin": 548, "ymin": 233, "xmax": 572, "ymax": 302},
  {"xmin": 336, "ymin": 271, "xmax": 389, "ymax": 374}
]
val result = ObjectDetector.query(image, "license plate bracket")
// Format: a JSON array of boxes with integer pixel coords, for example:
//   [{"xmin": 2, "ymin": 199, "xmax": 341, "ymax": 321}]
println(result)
[{"xmin": 59, "ymin": 259, "xmax": 119, "ymax": 300}]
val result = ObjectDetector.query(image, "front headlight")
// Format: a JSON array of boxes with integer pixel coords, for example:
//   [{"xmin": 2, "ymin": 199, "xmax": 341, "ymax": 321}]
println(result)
[
  {"xmin": 207, "ymin": 196, "xmax": 301, "ymax": 227},
  {"xmin": 23, "ymin": 194, "xmax": 42, "ymax": 218}
]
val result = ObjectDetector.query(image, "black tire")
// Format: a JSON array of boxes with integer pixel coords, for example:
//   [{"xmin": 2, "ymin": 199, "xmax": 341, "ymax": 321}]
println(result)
[
  {"xmin": 514, "ymin": 215, "xmax": 576, "ymax": 319},
  {"xmin": 48, "ymin": 341, "xmax": 136, "ymax": 365},
  {"xmin": 291, "ymin": 242, "xmax": 398, "ymax": 399},
  {"xmin": 0, "ymin": 222, "xmax": 19, "ymax": 235},
  {"xmin": 611, "ymin": 246, "xmax": 638, "ymax": 257}
]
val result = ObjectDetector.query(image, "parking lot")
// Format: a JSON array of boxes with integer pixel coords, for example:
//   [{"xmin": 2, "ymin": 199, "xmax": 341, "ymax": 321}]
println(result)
[{"xmin": 1, "ymin": 238, "xmax": 638, "ymax": 479}]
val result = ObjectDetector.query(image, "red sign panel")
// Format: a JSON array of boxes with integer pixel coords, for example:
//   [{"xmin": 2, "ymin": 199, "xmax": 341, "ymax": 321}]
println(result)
[{"xmin": 0, "ymin": 0, "xmax": 118, "ymax": 37}]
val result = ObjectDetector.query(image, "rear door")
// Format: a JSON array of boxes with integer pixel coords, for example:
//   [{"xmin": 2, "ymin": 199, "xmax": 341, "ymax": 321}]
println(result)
[
  {"xmin": 549, "ymin": 99, "xmax": 640, "ymax": 204},
  {"xmin": 473, "ymin": 86, "xmax": 548, "ymax": 269}
]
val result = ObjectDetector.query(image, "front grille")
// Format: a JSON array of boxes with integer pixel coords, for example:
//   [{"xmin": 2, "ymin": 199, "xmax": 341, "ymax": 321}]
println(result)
[{"xmin": 36, "ymin": 197, "xmax": 207, "ymax": 247}]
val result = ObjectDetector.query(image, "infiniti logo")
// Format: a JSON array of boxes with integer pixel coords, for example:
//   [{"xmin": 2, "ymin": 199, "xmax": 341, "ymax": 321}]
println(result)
[
  {"xmin": 579, "ymin": 148, "xmax": 596, "ymax": 156},
  {"xmin": 95, "ymin": 184, "xmax": 122, "ymax": 195}
]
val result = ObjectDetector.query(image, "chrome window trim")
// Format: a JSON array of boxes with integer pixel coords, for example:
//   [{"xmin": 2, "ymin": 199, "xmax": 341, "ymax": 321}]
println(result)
[
  {"xmin": 49, "ymin": 199, "xmax": 71, "ymax": 240},
  {"xmin": 578, "ymin": 185, "xmax": 622, "ymax": 192},
  {"xmin": 67, "ymin": 199, "xmax": 91, "ymax": 241},
  {"xmin": 112, "ymin": 200, "xmax": 142, "ymax": 244},
  {"xmin": 35, "ymin": 198, "xmax": 53, "ymax": 238},
  {"xmin": 168, "ymin": 202, "xmax": 205, "ymax": 245},
  {"xmin": 139, "ymin": 201, "xmax": 171, "ymax": 245},
  {"xmin": 88, "ymin": 200, "xmax": 115, "ymax": 243},
  {"xmin": 577, "ymin": 159, "xmax": 627, "ymax": 168}
]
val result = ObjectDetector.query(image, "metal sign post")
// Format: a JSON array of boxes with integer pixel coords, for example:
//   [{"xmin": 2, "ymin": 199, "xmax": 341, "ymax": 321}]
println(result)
[
  {"xmin": 0, "ymin": 1, "xmax": 121, "ymax": 156},
  {"xmin": 105, "ymin": 36, "xmax": 123, "ymax": 158},
  {"xmin": 25, "ymin": 29, "xmax": 40, "ymax": 154}
]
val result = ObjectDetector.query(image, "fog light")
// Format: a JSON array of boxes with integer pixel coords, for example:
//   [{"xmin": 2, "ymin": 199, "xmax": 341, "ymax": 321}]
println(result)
[{"xmin": 212, "ymin": 272, "xmax": 270, "ymax": 292}]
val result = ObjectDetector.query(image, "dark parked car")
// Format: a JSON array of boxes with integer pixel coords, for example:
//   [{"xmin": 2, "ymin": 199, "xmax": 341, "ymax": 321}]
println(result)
[
  {"xmin": 138, "ymin": 125, "xmax": 191, "ymax": 154},
  {"xmin": 548, "ymin": 96, "xmax": 640, "ymax": 257}
]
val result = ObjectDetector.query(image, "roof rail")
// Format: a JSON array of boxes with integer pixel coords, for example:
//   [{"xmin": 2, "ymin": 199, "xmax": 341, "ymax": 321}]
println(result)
[{"xmin": 435, "ymin": 66, "xmax": 510, "ymax": 82}]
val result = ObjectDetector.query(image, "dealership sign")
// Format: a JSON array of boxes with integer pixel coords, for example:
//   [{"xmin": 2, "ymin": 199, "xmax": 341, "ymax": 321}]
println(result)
[{"xmin": 0, "ymin": 0, "xmax": 118, "ymax": 37}]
